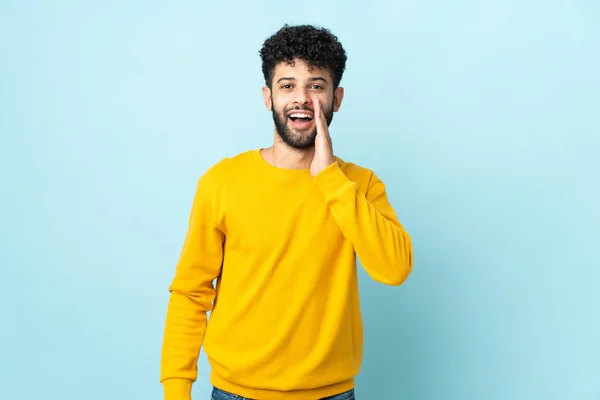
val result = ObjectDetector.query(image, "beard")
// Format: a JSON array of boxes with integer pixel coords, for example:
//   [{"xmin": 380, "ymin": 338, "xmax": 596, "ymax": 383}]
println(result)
[{"xmin": 271, "ymin": 97, "xmax": 334, "ymax": 150}]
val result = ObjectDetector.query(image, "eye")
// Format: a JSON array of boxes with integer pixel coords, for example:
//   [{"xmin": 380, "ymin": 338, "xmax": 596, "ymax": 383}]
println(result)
[
  {"xmin": 281, "ymin": 84, "xmax": 293, "ymax": 89},
  {"xmin": 310, "ymin": 84, "xmax": 323, "ymax": 90}
]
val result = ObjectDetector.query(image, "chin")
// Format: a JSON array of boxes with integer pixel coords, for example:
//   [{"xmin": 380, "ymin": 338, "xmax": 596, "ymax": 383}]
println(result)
[{"xmin": 278, "ymin": 131, "xmax": 316, "ymax": 150}]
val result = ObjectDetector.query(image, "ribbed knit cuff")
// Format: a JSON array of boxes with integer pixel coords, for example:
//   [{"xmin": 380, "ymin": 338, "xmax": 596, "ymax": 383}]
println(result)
[{"xmin": 162, "ymin": 378, "xmax": 192, "ymax": 400}]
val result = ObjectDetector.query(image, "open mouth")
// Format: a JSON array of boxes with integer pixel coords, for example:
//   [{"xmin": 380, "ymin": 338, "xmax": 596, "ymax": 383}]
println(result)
[{"xmin": 288, "ymin": 112, "xmax": 314, "ymax": 129}]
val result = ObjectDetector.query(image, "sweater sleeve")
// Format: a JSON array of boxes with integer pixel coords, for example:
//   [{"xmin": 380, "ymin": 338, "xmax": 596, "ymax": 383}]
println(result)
[
  {"xmin": 313, "ymin": 161, "xmax": 413, "ymax": 286},
  {"xmin": 160, "ymin": 170, "xmax": 225, "ymax": 400}
]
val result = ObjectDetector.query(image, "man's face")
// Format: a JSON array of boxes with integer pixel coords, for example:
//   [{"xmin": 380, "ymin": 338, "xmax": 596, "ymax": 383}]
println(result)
[{"xmin": 262, "ymin": 58, "xmax": 344, "ymax": 150}]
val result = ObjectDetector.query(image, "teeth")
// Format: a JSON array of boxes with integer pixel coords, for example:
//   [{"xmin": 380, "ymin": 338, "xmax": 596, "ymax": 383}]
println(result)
[{"xmin": 290, "ymin": 113, "xmax": 312, "ymax": 119}]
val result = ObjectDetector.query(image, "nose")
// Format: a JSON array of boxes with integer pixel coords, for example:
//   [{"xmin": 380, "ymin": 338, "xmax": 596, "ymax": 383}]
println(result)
[{"xmin": 293, "ymin": 86, "xmax": 311, "ymax": 106}]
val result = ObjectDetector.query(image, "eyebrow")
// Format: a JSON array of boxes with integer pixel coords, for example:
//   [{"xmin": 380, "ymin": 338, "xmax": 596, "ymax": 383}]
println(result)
[{"xmin": 276, "ymin": 76, "xmax": 329, "ymax": 84}]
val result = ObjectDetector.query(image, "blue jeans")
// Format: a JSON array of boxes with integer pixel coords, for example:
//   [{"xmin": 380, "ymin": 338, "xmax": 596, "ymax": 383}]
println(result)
[{"xmin": 211, "ymin": 386, "xmax": 355, "ymax": 400}]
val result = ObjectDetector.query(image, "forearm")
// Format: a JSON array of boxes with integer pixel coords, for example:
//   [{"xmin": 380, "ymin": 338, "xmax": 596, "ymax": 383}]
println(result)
[
  {"xmin": 161, "ymin": 289, "xmax": 211, "ymax": 400},
  {"xmin": 160, "ymin": 253, "xmax": 222, "ymax": 400},
  {"xmin": 161, "ymin": 290, "xmax": 210, "ymax": 378},
  {"xmin": 314, "ymin": 162, "xmax": 413, "ymax": 285}
]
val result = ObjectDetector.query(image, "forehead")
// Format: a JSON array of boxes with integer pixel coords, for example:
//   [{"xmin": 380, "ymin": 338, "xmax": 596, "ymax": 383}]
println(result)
[{"xmin": 272, "ymin": 58, "xmax": 332, "ymax": 81}]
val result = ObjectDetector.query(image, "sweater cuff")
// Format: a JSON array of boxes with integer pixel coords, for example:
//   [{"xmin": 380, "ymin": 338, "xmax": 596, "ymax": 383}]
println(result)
[
  {"xmin": 162, "ymin": 378, "xmax": 192, "ymax": 400},
  {"xmin": 313, "ymin": 161, "xmax": 356, "ymax": 203}
]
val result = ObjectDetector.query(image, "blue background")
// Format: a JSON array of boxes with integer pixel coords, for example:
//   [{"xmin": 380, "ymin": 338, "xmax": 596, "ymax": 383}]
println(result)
[{"xmin": 1, "ymin": 1, "xmax": 599, "ymax": 399}]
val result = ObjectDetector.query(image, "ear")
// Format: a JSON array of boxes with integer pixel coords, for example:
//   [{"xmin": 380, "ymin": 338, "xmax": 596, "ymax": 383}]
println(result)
[
  {"xmin": 262, "ymin": 86, "xmax": 272, "ymax": 111},
  {"xmin": 333, "ymin": 86, "xmax": 344, "ymax": 112}
]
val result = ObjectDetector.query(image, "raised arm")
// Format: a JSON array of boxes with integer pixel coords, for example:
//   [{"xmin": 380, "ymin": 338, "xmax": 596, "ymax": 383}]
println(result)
[
  {"xmin": 314, "ymin": 163, "xmax": 413, "ymax": 286},
  {"xmin": 310, "ymin": 96, "xmax": 412, "ymax": 285}
]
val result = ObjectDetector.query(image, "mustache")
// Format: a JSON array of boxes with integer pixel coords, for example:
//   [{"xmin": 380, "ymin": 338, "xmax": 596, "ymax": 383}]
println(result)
[{"xmin": 285, "ymin": 106, "xmax": 314, "ymax": 113}]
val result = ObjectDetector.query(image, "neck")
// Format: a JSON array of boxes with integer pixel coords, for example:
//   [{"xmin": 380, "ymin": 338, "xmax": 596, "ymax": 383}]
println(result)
[{"xmin": 261, "ymin": 132, "xmax": 315, "ymax": 170}]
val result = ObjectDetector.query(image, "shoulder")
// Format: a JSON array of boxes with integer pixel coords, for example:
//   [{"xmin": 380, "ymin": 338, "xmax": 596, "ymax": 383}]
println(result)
[
  {"xmin": 186, "ymin": 151, "xmax": 252, "ymax": 202},
  {"xmin": 198, "ymin": 150, "xmax": 252, "ymax": 183},
  {"xmin": 187, "ymin": 150, "xmax": 252, "ymax": 205}
]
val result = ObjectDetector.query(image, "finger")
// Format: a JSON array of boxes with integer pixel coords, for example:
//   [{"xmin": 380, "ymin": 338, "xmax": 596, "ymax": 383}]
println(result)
[
  {"xmin": 313, "ymin": 96, "xmax": 320, "ymax": 124},
  {"xmin": 313, "ymin": 96, "xmax": 325, "ymax": 133}
]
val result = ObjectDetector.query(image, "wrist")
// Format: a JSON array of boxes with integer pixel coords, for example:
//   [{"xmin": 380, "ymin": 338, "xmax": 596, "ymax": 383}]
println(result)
[{"xmin": 162, "ymin": 378, "xmax": 192, "ymax": 400}]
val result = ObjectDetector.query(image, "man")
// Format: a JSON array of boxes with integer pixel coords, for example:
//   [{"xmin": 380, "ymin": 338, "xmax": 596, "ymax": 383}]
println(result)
[{"xmin": 160, "ymin": 24, "xmax": 413, "ymax": 400}]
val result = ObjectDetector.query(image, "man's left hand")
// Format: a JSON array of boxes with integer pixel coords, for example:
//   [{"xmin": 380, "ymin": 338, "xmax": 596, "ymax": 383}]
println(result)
[{"xmin": 310, "ymin": 96, "xmax": 336, "ymax": 177}]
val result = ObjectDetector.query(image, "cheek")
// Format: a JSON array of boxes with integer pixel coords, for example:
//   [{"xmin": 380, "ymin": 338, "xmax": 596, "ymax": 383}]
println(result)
[
  {"xmin": 318, "ymin": 93, "xmax": 334, "ymax": 107},
  {"xmin": 272, "ymin": 90, "xmax": 294, "ymax": 106},
  {"xmin": 271, "ymin": 97, "xmax": 288, "ymax": 113}
]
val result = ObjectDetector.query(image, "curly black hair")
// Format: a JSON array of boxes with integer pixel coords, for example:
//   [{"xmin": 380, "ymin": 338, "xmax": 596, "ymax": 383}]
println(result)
[{"xmin": 259, "ymin": 24, "xmax": 347, "ymax": 89}]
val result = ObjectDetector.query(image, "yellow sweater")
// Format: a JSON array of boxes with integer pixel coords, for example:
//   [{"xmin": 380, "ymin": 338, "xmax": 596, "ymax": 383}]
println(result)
[{"xmin": 160, "ymin": 149, "xmax": 413, "ymax": 400}]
